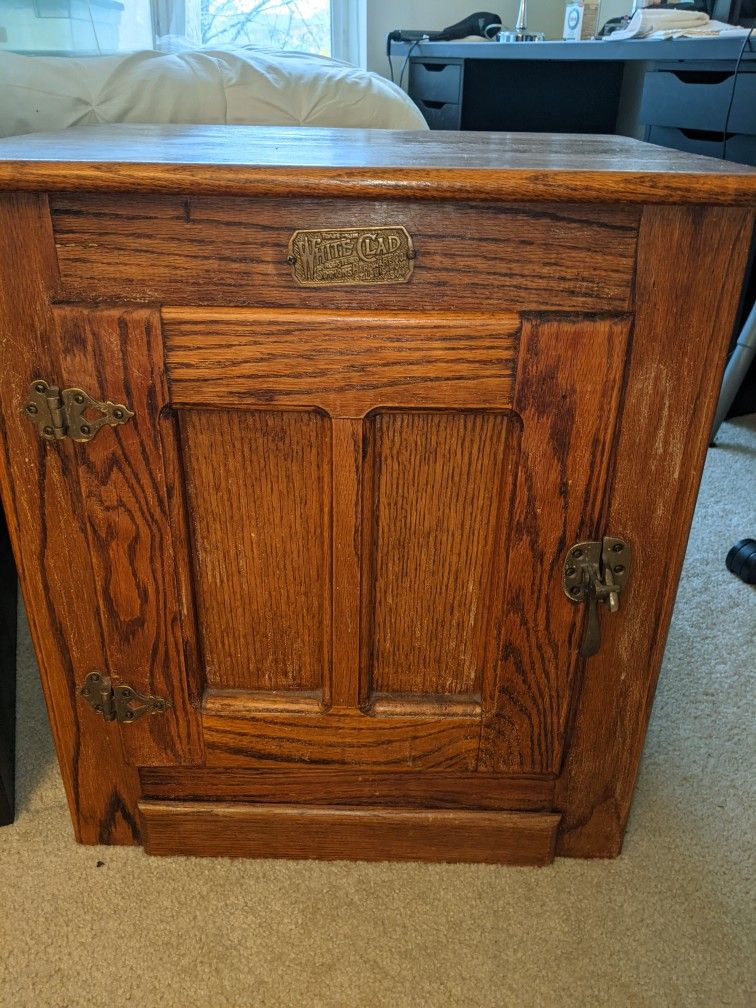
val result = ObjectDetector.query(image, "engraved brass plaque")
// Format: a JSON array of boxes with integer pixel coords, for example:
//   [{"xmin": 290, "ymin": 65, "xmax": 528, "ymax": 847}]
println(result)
[{"xmin": 288, "ymin": 226, "xmax": 415, "ymax": 288}]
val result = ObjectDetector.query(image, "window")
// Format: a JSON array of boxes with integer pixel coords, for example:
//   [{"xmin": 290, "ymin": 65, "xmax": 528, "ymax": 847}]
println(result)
[
  {"xmin": 199, "ymin": 0, "xmax": 331, "ymax": 55},
  {"xmin": 0, "ymin": 0, "xmax": 364, "ymax": 61}
]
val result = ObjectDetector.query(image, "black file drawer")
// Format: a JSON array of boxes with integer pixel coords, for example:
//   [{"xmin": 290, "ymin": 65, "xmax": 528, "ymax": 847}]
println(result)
[
  {"xmin": 408, "ymin": 59, "xmax": 463, "ymax": 104},
  {"xmin": 414, "ymin": 99, "xmax": 462, "ymax": 130},
  {"xmin": 647, "ymin": 125, "xmax": 756, "ymax": 166},
  {"xmin": 641, "ymin": 67, "xmax": 756, "ymax": 135}
]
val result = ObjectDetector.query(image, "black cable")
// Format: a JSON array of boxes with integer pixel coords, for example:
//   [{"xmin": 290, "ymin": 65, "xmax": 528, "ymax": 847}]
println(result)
[
  {"xmin": 399, "ymin": 39, "xmax": 421, "ymax": 92},
  {"xmin": 722, "ymin": 26, "xmax": 754, "ymax": 160},
  {"xmin": 386, "ymin": 33, "xmax": 395, "ymax": 83}
]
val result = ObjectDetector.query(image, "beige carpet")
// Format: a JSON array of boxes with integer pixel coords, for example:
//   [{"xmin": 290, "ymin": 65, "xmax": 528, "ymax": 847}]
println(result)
[{"xmin": 1, "ymin": 417, "xmax": 754, "ymax": 1008}]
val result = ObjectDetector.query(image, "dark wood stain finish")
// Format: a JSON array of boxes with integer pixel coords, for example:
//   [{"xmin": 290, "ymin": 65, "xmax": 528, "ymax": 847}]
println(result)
[
  {"xmin": 51, "ymin": 307, "xmax": 203, "ymax": 767},
  {"xmin": 554, "ymin": 205, "xmax": 755, "ymax": 857},
  {"xmin": 139, "ymin": 766, "xmax": 555, "ymax": 810},
  {"xmin": 0, "ymin": 124, "xmax": 754, "ymax": 203},
  {"xmin": 52, "ymin": 196, "xmax": 637, "ymax": 313},
  {"xmin": 139, "ymin": 800, "xmax": 561, "ymax": 864},
  {"xmin": 480, "ymin": 315, "xmax": 630, "ymax": 775},
  {"xmin": 0, "ymin": 129, "xmax": 751, "ymax": 862},
  {"xmin": 0, "ymin": 195, "xmax": 141, "ymax": 843}
]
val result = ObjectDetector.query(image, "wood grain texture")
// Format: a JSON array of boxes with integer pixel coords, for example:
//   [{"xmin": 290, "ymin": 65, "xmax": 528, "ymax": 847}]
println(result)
[
  {"xmin": 202, "ymin": 709, "xmax": 480, "ymax": 770},
  {"xmin": 554, "ymin": 206, "xmax": 756, "ymax": 858},
  {"xmin": 52, "ymin": 307, "xmax": 203, "ymax": 767},
  {"xmin": 52, "ymin": 196, "xmax": 637, "ymax": 313},
  {"xmin": 139, "ymin": 800, "xmax": 561, "ymax": 864},
  {"xmin": 0, "ymin": 194, "xmax": 141, "ymax": 843},
  {"xmin": 180, "ymin": 409, "xmax": 330, "ymax": 694},
  {"xmin": 139, "ymin": 767, "xmax": 555, "ymax": 811},
  {"xmin": 163, "ymin": 310, "xmax": 519, "ymax": 416},
  {"xmin": 0, "ymin": 125, "xmax": 754, "ymax": 204},
  {"xmin": 480, "ymin": 315, "xmax": 630, "ymax": 776},
  {"xmin": 330, "ymin": 418, "xmax": 362, "ymax": 708},
  {"xmin": 0, "ymin": 504, "xmax": 17, "ymax": 825},
  {"xmin": 366, "ymin": 411, "xmax": 517, "ymax": 701}
]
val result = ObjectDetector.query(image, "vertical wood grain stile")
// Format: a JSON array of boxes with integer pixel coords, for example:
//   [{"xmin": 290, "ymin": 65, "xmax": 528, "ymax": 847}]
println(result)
[
  {"xmin": 330, "ymin": 418, "xmax": 362, "ymax": 708},
  {"xmin": 0, "ymin": 195, "xmax": 141, "ymax": 842},
  {"xmin": 51, "ymin": 307, "xmax": 204, "ymax": 767},
  {"xmin": 480, "ymin": 315, "xmax": 630, "ymax": 776}
]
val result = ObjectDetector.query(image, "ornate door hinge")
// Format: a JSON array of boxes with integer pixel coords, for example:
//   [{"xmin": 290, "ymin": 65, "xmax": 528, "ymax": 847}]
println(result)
[
  {"xmin": 23, "ymin": 379, "xmax": 134, "ymax": 443},
  {"xmin": 80, "ymin": 671, "xmax": 171, "ymax": 724},
  {"xmin": 563, "ymin": 537, "xmax": 631, "ymax": 658}
]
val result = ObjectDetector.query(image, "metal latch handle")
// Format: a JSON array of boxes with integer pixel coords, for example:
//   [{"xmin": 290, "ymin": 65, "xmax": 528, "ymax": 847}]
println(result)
[{"xmin": 563, "ymin": 537, "xmax": 631, "ymax": 658}]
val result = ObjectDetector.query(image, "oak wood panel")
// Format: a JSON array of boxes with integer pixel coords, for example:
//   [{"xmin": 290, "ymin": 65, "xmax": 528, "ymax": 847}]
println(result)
[
  {"xmin": 163, "ymin": 310, "xmax": 520, "ymax": 416},
  {"xmin": 202, "ymin": 709, "xmax": 480, "ymax": 770},
  {"xmin": 180, "ymin": 409, "xmax": 330, "ymax": 695},
  {"xmin": 366, "ymin": 410, "xmax": 518, "ymax": 701},
  {"xmin": 0, "ymin": 125, "xmax": 754, "ymax": 204},
  {"xmin": 0, "ymin": 194, "xmax": 141, "ymax": 843},
  {"xmin": 52, "ymin": 196, "xmax": 638, "ymax": 312},
  {"xmin": 139, "ymin": 800, "xmax": 561, "ymax": 864},
  {"xmin": 480, "ymin": 315, "xmax": 630, "ymax": 776},
  {"xmin": 331, "ymin": 418, "xmax": 362, "ymax": 707},
  {"xmin": 139, "ymin": 767, "xmax": 555, "ymax": 811},
  {"xmin": 555, "ymin": 206, "xmax": 756, "ymax": 858},
  {"xmin": 0, "ymin": 505, "xmax": 16, "ymax": 825},
  {"xmin": 52, "ymin": 307, "xmax": 203, "ymax": 767}
]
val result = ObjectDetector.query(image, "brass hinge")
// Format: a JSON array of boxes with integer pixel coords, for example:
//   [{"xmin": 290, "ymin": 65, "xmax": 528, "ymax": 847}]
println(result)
[
  {"xmin": 23, "ymin": 379, "xmax": 134, "ymax": 443},
  {"xmin": 80, "ymin": 671, "xmax": 171, "ymax": 724},
  {"xmin": 563, "ymin": 537, "xmax": 631, "ymax": 658}
]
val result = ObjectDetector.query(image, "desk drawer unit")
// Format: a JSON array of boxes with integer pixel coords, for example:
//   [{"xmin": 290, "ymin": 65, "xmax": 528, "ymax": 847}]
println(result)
[
  {"xmin": 0, "ymin": 127, "xmax": 753, "ymax": 864},
  {"xmin": 408, "ymin": 58, "xmax": 463, "ymax": 130},
  {"xmin": 641, "ymin": 66, "xmax": 756, "ymax": 165}
]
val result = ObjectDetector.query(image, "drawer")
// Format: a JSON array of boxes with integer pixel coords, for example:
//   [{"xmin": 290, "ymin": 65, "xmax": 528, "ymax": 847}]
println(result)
[
  {"xmin": 408, "ymin": 59, "xmax": 463, "ymax": 104},
  {"xmin": 415, "ymin": 99, "xmax": 462, "ymax": 130},
  {"xmin": 50, "ymin": 195, "xmax": 639, "ymax": 313},
  {"xmin": 641, "ymin": 68, "xmax": 756, "ymax": 135},
  {"xmin": 647, "ymin": 125, "xmax": 756, "ymax": 167}
]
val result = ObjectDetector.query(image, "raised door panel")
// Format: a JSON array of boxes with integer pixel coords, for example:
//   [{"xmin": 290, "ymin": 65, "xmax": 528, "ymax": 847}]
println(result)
[
  {"xmin": 180, "ymin": 409, "xmax": 330, "ymax": 698},
  {"xmin": 363, "ymin": 410, "xmax": 518, "ymax": 711}
]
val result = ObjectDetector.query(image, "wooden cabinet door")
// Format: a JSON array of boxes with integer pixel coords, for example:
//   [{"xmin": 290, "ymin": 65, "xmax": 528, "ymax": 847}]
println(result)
[{"xmin": 49, "ymin": 305, "xmax": 630, "ymax": 779}]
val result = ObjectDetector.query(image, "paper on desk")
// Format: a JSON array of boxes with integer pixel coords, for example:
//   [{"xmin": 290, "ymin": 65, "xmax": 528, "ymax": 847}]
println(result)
[{"xmin": 605, "ymin": 10, "xmax": 750, "ymax": 39}]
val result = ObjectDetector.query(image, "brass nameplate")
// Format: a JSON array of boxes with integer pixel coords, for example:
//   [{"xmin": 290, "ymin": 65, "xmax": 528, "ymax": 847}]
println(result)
[{"xmin": 288, "ymin": 226, "xmax": 415, "ymax": 288}]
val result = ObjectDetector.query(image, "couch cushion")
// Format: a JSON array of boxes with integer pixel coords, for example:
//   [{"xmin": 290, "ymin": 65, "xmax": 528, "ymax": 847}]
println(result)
[{"xmin": 0, "ymin": 47, "xmax": 427, "ymax": 138}]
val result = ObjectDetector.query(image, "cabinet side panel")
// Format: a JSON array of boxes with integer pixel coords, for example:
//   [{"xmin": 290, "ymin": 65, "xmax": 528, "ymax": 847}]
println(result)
[
  {"xmin": 0, "ymin": 194, "xmax": 140, "ymax": 844},
  {"xmin": 555, "ymin": 205, "xmax": 755, "ymax": 858},
  {"xmin": 180, "ymin": 409, "xmax": 330, "ymax": 695}
]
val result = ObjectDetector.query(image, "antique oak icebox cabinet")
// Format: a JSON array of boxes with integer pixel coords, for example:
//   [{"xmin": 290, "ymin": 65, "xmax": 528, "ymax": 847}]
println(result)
[{"xmin": 0, "ymin": 126, "xmax": 753, "ymax": 864}]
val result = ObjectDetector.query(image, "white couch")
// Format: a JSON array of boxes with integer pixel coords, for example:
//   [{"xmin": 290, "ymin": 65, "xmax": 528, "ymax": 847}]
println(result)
[{"xmin": 0, "ymin": 47, "xmax": 428, "ymax": 138}]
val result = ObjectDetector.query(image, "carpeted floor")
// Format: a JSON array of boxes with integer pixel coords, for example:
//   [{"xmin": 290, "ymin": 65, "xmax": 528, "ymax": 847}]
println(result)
[{"xmin": 1, "ymin": 417, "xmax": 754, "ymax": 1008}]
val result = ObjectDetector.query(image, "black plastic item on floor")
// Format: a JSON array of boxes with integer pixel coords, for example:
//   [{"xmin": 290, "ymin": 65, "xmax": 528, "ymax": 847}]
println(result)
[{"xmin": 725, "ymin": 538, "xmax": 756, "ymax": 585}]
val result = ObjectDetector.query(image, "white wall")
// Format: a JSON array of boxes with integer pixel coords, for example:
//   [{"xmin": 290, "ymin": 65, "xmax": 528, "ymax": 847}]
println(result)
[{"xmin": 366, "ymin": 0, "xmax": 629, "ymax": 76}]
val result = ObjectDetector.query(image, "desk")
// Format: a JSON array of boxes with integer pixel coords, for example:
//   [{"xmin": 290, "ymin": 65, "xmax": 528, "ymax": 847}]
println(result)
[{"xmin": 391, "ymin": 38, "xmax": 756, "ymax": 163}]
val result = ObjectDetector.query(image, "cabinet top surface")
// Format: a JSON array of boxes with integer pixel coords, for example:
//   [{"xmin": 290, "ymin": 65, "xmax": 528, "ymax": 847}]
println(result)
[{"xmin": 1, "ymin": 124, "xmax": 754, "ymax": 205}]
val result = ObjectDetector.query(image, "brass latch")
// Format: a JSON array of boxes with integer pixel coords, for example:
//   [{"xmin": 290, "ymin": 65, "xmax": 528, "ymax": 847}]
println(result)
[
  {"xmin": 563, "ymin": 537, "xmax": 631, "ymax": 658},
  {"xmin": 23, "ymin": 380, "xmax": 134, "ymax": 443},
  {"xmin": 80, "ymin": 671, "xmax": 170, "ymax": 724}
]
